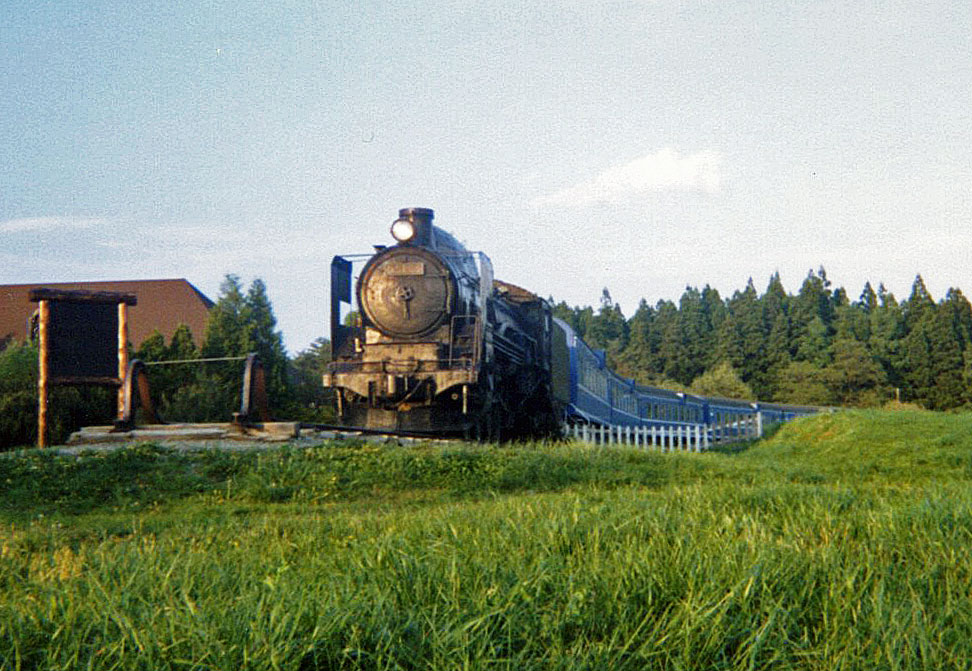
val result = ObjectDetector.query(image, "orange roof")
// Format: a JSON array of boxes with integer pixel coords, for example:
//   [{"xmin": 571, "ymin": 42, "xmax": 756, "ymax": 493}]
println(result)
[{"xmin": 0, "ymin": 279, "xmax": 213, "ymax": 348}]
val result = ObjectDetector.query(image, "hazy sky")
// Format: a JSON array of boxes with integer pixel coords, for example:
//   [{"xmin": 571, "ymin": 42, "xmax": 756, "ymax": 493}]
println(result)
[{"xmin": 3, "ymin": 0, "xmax": 971, "ymax": 353}]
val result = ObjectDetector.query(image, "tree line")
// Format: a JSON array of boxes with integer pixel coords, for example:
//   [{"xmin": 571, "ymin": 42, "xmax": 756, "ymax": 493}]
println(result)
[
  {"xmin": 4, "ymin": 268, "xmax": 970, "ymax": 448},
  {"xmin": 551, "ymin": 269, "xmax": 972, "ymax": 409}
]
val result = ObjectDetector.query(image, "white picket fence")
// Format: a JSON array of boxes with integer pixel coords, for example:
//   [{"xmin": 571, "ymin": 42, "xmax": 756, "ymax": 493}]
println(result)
[{"xmin": 566, "ymin": 412, "xmax": 764, "ymax": 452}]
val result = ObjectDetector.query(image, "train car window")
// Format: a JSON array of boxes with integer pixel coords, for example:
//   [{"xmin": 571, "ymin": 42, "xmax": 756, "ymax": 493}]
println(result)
[{"xmin": 579, "ymin": 348, "xmax": 608, "ymax": 400}]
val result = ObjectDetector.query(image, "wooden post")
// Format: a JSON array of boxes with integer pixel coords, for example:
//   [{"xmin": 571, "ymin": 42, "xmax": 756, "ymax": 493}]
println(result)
[
  {"xmin": 37, "ymin": 300, "xmax": 50, "ymax": 448},
  {"xmin": 117, "ymin": 302, "xmax": 129, "ymax": 419}
]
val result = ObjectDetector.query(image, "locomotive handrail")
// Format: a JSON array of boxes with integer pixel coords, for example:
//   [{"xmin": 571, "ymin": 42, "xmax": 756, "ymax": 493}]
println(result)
[{"xmin": 448, "ymin": 314, "xmax": 480, "ymax": 367}]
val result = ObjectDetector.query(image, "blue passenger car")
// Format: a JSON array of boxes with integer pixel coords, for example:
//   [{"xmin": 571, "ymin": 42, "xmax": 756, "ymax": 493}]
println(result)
[{"xmin": 551, "ymin": 318, "xmax": 818, "ymax": 438}]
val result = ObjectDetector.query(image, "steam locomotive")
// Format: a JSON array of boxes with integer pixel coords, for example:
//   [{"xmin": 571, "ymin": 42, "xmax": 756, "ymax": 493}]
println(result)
[
  {"xmin": 323, "ymin": 208, "xmax": 558, "ymax": 439},
  {"xmin": 323, "ymin": 207, "xmax": 819, "ymax": 440}
]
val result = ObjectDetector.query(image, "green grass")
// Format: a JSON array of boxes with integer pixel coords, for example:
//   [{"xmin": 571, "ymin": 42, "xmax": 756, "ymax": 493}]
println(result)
[{"xmin": 2, "ymin": 410, "xmax": 972, "ymax": 670}]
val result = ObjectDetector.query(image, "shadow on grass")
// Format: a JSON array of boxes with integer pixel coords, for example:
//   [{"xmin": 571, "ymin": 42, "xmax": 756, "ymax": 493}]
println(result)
[{"xmin": 705, "ymin": 420, "xmax": 788, "ymax": 455}]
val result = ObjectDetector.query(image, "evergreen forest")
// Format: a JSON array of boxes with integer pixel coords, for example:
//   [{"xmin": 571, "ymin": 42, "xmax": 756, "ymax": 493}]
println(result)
[{"xmin": 552, "ymin": 268, "xmax": 972, "ymax": 410}]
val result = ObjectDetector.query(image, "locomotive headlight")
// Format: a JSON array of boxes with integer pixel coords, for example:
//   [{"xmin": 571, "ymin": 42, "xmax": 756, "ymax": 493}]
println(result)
[{"xmin": 390, "ymin": 218, "xmax": 416, "ymax": 243}]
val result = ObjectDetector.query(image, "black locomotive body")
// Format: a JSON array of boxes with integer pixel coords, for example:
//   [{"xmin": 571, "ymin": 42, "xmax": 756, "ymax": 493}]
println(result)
[{"xmin": 324, "ymin": 208, "xmax": 557, "ymax": 438}]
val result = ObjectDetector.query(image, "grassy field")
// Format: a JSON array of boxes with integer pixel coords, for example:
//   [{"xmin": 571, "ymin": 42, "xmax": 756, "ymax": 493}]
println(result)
[{"xmin": 2, "ymin": 410, "xmax": 971, "ymax": 670}]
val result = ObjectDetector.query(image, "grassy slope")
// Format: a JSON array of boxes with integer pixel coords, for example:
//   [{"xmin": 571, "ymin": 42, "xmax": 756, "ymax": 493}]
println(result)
[{"xmin": 1, "ymin": 410, "xmax": 971, "ymax": 670}]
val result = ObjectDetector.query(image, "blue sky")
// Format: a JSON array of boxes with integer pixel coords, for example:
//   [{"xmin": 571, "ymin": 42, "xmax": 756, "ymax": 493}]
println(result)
[{"xmin": 3, "ymin": 0, "xmax": 971, "ymax": 353}]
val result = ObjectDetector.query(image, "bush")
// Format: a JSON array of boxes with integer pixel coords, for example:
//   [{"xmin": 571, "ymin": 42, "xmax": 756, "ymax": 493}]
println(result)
[
  {"xmin": 0, "ymin": 343, "xmax": 115, "ymax": 450},
  {"xmin": 0, "ymin": 343, "xmax": 38, "ymax": 449}
]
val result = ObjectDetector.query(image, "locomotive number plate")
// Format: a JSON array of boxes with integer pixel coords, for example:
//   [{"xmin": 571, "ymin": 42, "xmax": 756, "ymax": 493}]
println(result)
[{"xmin": 385, "ymin": 262, "xmax": 425, "ymax": 276}]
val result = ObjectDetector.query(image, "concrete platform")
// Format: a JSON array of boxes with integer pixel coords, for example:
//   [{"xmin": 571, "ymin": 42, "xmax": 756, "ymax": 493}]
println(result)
[{"xmin": 67, "ymin": 422, "xmax": 300, "ymax": 445}]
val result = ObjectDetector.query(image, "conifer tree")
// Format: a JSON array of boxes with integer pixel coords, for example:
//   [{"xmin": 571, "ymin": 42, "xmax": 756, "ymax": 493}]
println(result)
[
  {"xmin": 660, "ymin": 287, "xmax": 709, "ymax": 384},
  {"xmin": 700, "ymin": 285, "xmax": 727, "ymax": 370},
  {"xmin": 899, "ymin": 302, "xmax": 966, "ymax": 409},
  {"xmin": 902, "ymin": 275, "xmax": 935, "ymax": 331},
  {"xmin": 859, "ymin": 282, "xmax": 878, "ymax": 313},
  {"xmin": 616, "ymin": 299, "xmax": 657, "ymax": 383},
  {"xmin": 243, "ymin": 278, "xmax": 289, "ymax": 400},
  {"xmin": 167, "ymin": 324, "xmax": 197, "ymax": 361},
  {"xmin": 135, "ymin": 331, "xmax": 167, "ymax": 363},
  {"xmin": 941, "ymin": 288, "xmax": 972, "ymax": 353},
  {"xmin": 290, "ymin": 337, "xmax": 334, "ymax": 421},
  {"xmin": 202, "ymin": 275, "xmax": 248, "ymax": 358},
  {"xmin": 790, "ymin": 268, "xmax": 835, "ymax": 366},
  {"xmin": 201, "ymin": 274, "xmax": 291, "ymax": 416},
  {"xmin": 651, "ymin": 300, "xmax": 678, "ymax": 367},
  {"xmin": 586, "ymin": 288, "xmax": 628, "ymax": 357},
  {"xmin": 869, "ymin": 284, "xmax": 904, "ymax": 390},
  {"xmin": 827, "ymin": 337, "xmax": 888, "ymax": 406},
  {"xmin": 763, "ymin": 312, "xmax": 793, "ymax": 396},
  {"xmin": 716, "ymin": 279, "xmax": 766, "ymax": 394}
]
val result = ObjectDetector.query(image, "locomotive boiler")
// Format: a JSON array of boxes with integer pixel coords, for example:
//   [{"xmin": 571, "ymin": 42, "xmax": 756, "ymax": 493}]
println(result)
[{"xmin": 323, "ymin": 208, "xmax": 558, "ymax": 438}]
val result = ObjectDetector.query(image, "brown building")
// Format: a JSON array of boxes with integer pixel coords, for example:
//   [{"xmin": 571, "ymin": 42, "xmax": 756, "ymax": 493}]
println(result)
[{"xmin": 0, "ymin": 279, "xmax": 214, "ymax": 348}]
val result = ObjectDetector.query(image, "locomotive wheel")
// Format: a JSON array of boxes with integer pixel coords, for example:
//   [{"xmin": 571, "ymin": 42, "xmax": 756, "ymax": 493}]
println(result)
[
  {"xmin": 471, "ymin": 405, "xmax": 499, "ymax": 442},
  {"xmin": 462, "ymin": 368, "xmax": 507, "ymax": 443},
  {"xmin": 482, "ymin": 406, "xmax": 501, "ymax": 443}
]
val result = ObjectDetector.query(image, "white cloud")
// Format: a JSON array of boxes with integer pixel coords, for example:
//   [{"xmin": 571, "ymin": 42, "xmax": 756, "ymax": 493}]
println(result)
[
  {"xmin": 0, "ymin": 216, "xmax": 105, "ymax": 234},
  {"xmin": 536, "ymin": 148, "xmax": 723, "ymax": 207}
]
